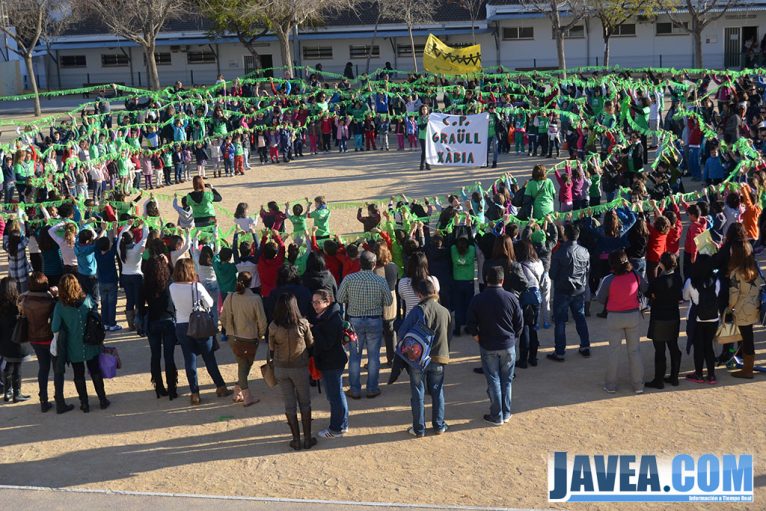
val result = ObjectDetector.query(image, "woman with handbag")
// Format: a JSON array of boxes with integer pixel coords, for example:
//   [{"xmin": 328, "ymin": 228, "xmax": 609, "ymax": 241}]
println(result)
[
  {"xmin": 19, "ymin": 272, "xmax": 74, "ymax": 413},
  {"xmin": 0, "ymin": 277, "xmax": 30, "ymax": 403},
  {"xmin": 645, "ymin": 253, "xmax": 684, "ymax": 389},
  {"xmin": 51, "ymin": 274, "xmax": 109, "ymax": 412},
  {"xmin": 268, "ymin": 292, "xmax": 315, "ymax": 450},
  {"xmin": 309, "ymin": 288, "xmax": 348, "ymax": 439},
  {"xmin": 727, "ymin": 242, "xmax": 764, "ymax": 379},
  {"xmin": 140, "ymin": 256, "xmax": 179, "ymax": 400},
  {"xmin": 220, "ymin": 272, "xmax": 268, "ymax": 407},
  {"xmin": 169, "ymin": 259, "xmax": 232, "ymax": 405},
  {"xmin": 595, "ymin": 250, "xmax": 648, "ymax": 394}
]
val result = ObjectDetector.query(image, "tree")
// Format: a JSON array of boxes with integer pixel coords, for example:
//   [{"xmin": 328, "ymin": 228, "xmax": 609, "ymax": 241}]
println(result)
[
  {"xmin": 199, "ymin": 0, "xmax": 268, "ymax": 71},
  {"xmin": 0, "ymin": 0, "xmax": 71, "ymax": 116},
  {"xmin": 78, "ymin": 0, "xmax": 188, "ymax": 90},
  {"xmin": 589, "ymin": 0, "xmax": 663, "ymax": 66},
  {"xmin": 399, "ymin": 0, "xmax": 433, "ymax": 72},
  {"xmin": 518, "ymin": 0, "xmax": 588, "ymax": 77},
  {"xmin": 666, "ymin": 0, "xmax": 740, "ymax": 68},
  {"xmin": 451, "ymin": 0, "xmax": 484, "ymax": 44},
  {"xmin": 248, "ymin": 0, "xmax": 352, "ymax": 78},
  {"xmin": 362, "ymin": 0, "xmax": 397, "ymax": 74}
]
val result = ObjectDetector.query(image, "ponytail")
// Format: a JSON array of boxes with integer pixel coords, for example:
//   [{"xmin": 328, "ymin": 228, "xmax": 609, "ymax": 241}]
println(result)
[
  {"xmin": 119, "ymin": 231, "xmax": 132, "ymax": 263},
  {"xmin": 235, "ymin": 271, "xmax": 251, "ymax": 294}
]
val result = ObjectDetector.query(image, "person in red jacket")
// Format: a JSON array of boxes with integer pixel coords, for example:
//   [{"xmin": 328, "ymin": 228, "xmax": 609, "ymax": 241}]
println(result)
[
  {"xmin": 311, "ymin": 227, "xmax": 342, "ymax": 284},
  {"xmin": 336, "ymin": 239, "xmax": 362, "ymax": 279},
  {"xmin": 663, "ymin": 198, "xmax": 683, "ymax": 257},
  {"xmin": 681, "ymin": 201, "xmax": 708, "ymax": 281},
  {"xmin": 740, "ymin": 181, "xmax": 761, "ymax": 242},
  {"xmin": 319, "ymin": 114, "xmax": 334, "ymax": 152},
  {"xmin": 645, "ymin": 201, "xmax": 671, "ymax": 283},
  {"xmin": 257, "ymin": 230, "xmax": 285, "ymax": 298}
]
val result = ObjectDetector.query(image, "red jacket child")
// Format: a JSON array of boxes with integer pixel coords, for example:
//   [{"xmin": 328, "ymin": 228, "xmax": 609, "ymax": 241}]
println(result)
[{"xmin": 257, "ymin": 232, "xmax": 285, "ymax": 298}]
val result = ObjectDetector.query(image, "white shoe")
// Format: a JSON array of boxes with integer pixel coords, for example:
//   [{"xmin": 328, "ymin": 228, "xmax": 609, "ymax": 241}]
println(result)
[{"xmin": 317, "ymin": 428, "xmax": 343, "ymax": 439}]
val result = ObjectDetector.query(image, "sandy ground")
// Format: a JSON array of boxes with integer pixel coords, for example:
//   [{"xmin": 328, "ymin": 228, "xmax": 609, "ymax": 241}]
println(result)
[{"xmin": 0, "ymin": 149, "xmax": 764, "ymax": 511}]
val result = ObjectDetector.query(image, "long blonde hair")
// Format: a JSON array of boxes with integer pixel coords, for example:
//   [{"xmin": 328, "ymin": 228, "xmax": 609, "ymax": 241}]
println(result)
[{"xmin": 63, "ymin": 223, "xmax": 77, "ymax": 246}]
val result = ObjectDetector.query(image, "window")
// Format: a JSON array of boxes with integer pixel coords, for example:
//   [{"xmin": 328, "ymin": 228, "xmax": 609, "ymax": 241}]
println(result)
[
  {"xmin": 656, "ymin": 21, "xmax": 688, "ymax": 36},
  {"xmin": 502, "ymin": 27, "xmax": 534, "ymax": 40},
  {"xmin": 555, "ymin": 24, "xmax": 585, "ymax": 39},
  {"xmin": 187, "ymin": 51, "xmax": 216, "ymax": 64},
  {"xmin": 101, "ymin": 54, "xmax": 129, "ymax": 67},
  {"xmin": 349, "ymin": 45, "xmax": 379, "ymax": 59},
  {"xmin": 155, "ymin": 52, "xmax": 172, "ymax": 65},
  {"xmin": 60, "ymin": 55, "xmax": 86, "ymax": 68},
  {"xmin": 613, "ymin": 23, "xmax": 636, "ymax": 37},
  {"xmin": 302, "ymin": 46, "xmax": 333, "ymax": 60},
  {"xmin": 397, "ymin": 44, "xmax": 425, "ymax": 57}
]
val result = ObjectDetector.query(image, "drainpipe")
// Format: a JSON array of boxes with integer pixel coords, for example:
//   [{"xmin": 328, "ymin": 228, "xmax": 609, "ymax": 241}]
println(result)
[
  {"xmin": 492, "ymin": 21, "xmax": 500, "ymax": 69},
  {"xmin": 585, "ymin": 17, "xmax": 591, "ymax": 67},
  {"xmin": 390, "ymin": 37, "xmax": 398, "ymax": 69}
]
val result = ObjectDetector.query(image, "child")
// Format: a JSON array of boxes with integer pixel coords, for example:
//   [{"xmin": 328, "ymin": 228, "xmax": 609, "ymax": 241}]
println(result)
[
  {"xmin": 220, "ymin": 137, "xmax": 235, "ymax": 177},
  {"xmin": 233, "ymin": 135, "xmax": 245, "ymax": 175},
  {"xmin": 279, "ymin": 126, "xmax": 292, "ymax": 163},
  {"xmin": 210, "ymin": 139, "xmax": 222, "ymax": 177},
  {"xmin": 588, "ymin": 162, "xmax": 602, "ymax": 206},
  {"xmin": 140, "ymin": 150, "xmax": 153, "ymax": 190},
  {"xmin": 406, "ymin": 115, "xmax": 417, "ymax": 149},
  {"xmin": 547, "ymin": 115, "xmax": 560, "ymax": 158},
  {"xmin": 681, "ymin": 202, "xmax": 706, "ymax": 281},
  {"xmin": 394, "ymin": 118, "xmax": 405, "ymax": 151},
  {"xmin": 306, "ymin": 195, "xmax": 331, "ymax": 239},
  {"xmin": 234, "ymin": 202, "xmax": 258, "ymax": 232},
  {"xmin": 172, "ymin": 192, "xmax": 195, "ymax": 229},
  {"xmin": 74, "ymin": 227, "xmax": 104, "ymax": 310},
  {"xmin": 194, "ymin": 142, "xmax": 208, "ymax": 178},
  {"xmin": 260, "ymin": 201, "xmax": 287, "ymax": 231},
  {"xmin": 336, "ymin": 238, "xmax": 361, "ymax": 279},
  {"xmin": 287, "ymin": 202, "xmax": 308, "ymax": 245},
  {"xmin": 257, "ymin": 229, "xmax": 285, "ymax": 298},
  {"xmin": 308, "ymin": 121, "xmax": 319, "ymax": 155},
  {"xmin": 337, "ymin": 119, "xmax": 349, "ymax": 153},
  {"xmin": 172, "ymin": 144, "xmax": 184, "ymax": 184},
  {"xmin": 233, "ymin": 228, "xmax": 261, "ymax": 292},
  {"xmin": 554, "ymin": 164, "xmax": 574, "ymax": 212},
  {"xmin": 364, "ymin": 115, "xmax": 377, "ymax": 151},
  {"xmin": 378, "ymin": 114, "xmax": 390, "ymax": 151},
  {"xmin": 646, "ymin": 202, "xmax": 672, "ymax": 283},
  {"xmin": 268, "ymin": 129, "xmax": 279, "ymax": 163},
  {"xmin": 95, "ymin": 234, "xmax": 120, "ymax": 331},
  {"xmin": 150, "ymin": 151, "xmax": 163, "ymax": 188},
  {"xmin": 212, "ymin": 231, "xmax": 238, "ymax": 336},
  {"xmin": 183, "ymin": 145, "xmax": 193, "ymax": 181},
  {"xmin": 352, "ymin": 119, "xmax": 364, "ymax": 151},
  {"xmin": 357, "ymin": 203, "xmax": 381, "ymax": 232},
  {"xmin": 293, "ymin": 122, "xmax": 305, "ymax": 157},
  {"xmin": 257, "ymin": 130, "xmax": 268, "ymax": 164},
  {"xmin": 161, "ymin": 148, "xmax": 173, "ymax": 186},
  {"xmin": 571, "ymin": 162, "xmax": 587, "ymax": 210}
]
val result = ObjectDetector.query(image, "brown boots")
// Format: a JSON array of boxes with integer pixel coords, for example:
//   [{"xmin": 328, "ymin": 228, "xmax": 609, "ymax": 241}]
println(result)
[
  {"xmin": 286, "ymin": 414, "xmax": 301, "ymax": 450},
  {"xmin": 731, "ymin": 355, "xmax": 755, "ymax": 379}
]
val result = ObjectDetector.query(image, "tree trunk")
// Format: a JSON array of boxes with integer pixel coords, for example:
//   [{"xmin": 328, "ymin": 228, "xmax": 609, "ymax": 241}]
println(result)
[
  {"xmin": 276, "ymin": 29, "xmax": 293, "ymax": 77},
  {"xmin": 366, "ymin": 18, "xmax": 380, "ymax": 75},
  {"xmin": 408, "ymin": 26, "xmax": 418, "ymax": 73},
  {"xmin": 145, "ymin": 45, "xmax": 161, "ymax": 90},
  {"xmin": 551, "ymin": 6, "xmax": 566, "ymax": 78},
  {"xmin": 471, "ymin": 19, "xmax": 476, "ymax": 45},
  {"xmin": 602, "ymin": 32, "xmax": 611, "ymax": 67},
  {"xmin": 692, "ymin": 19, "xmax": 703, "ymax": 68},
  {"xmin": 24, "ymin": 54, "xmax": 41, "ymax": 117}
]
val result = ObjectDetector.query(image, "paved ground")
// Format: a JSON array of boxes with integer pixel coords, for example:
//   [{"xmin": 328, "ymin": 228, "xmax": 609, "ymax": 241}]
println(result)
[{"xmin": 0, "ymin": 487, "xmax": 543, "ymax": 511}]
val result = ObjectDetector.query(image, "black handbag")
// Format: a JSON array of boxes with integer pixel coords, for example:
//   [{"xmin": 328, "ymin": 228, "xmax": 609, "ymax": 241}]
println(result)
[
  {"xmin": 187, "ymin": 283, "xmax": 216, "ymax": 340},
  {"xmin": 84, "ymin": 308, "xmax": 105, "ymax": 346},
  {"xmin": 11, "ymin": 314, "xmax": 28, "ymax": 344}
]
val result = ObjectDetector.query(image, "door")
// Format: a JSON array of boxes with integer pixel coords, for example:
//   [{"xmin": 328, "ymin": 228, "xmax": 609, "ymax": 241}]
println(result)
[
  {"xmin": 742, "ymin": 26, "xmax": 759, "ymax": 67},
  {"xmin": 724, "ymin": 27, "xmax": 741, "ymax": 68},
  {"xmin": 244, "ymin": 54, "xmax": 273, "ymax": 77}
]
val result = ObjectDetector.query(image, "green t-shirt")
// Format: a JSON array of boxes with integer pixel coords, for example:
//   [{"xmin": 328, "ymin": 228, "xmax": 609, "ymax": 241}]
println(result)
[
  {"xmin": 234, "ymin": 143, "xmax": 244, "ymax": 156},
  {"xmin": 288, "ymin": 214, "xmax": 307, "ymax": 235},
  {"xmin": 213, "ymin": 256, "xmax": 237, "ymax": 295},
  {"xmin": 187, "ymin": 191, "xmax": 215, "ymax": 219},
  {"xmin": 524, "ymin": 178, "xmax": 555, "ymax": 220},
  {"xmin": 536, "ymin": 117, "xmax": 549, "ymax": 134},
  {"xmin": 116, "ymin": 158, "xmax": 130, "ymax": 177},
  {"xmin": 310, "ymin": 207, "xmax": 331, "ymax": 237},
  {"xmin": 634, "ymin": 106, "xmax": 650, "ymax": 131},
  {"xmin": 590, "ymin": 96, "xmax": 604, "ymax": 117},
  {"xmin": 450, "ymin": 244, "xmax": 475, "ymax": 281},
  {"xmin": 589, "ymin": 174, "xmax": 602, "ymax": 198}
]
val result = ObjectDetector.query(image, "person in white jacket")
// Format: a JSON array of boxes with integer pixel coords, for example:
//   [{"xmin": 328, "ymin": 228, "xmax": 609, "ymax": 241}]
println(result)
[{"xmin": 118, "ymin": 220, "xmax": 149, "ymax": 330}]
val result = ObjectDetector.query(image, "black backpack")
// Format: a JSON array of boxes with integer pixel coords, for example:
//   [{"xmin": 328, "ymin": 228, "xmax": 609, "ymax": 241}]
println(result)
[
  {"xmin": 84, "ymin": 307, "xmax": 106, "ymax": 346},
  {"xmin": 696, "ymin": 280, "xmax": 719, "ymax": 322}
]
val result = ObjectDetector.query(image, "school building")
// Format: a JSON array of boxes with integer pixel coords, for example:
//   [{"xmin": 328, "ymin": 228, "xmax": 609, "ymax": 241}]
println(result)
[{"xmin": 12, "ymin": 0, "xmax": 766, "ymax": 91}]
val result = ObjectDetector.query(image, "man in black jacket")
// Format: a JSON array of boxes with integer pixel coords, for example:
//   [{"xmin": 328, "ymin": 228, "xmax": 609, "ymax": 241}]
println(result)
[
  {"xmin": 466, "ymin": 266, "xmax": 524, "ymax": 426},
  {"xmin": 548, "ymin": 223, "xmax": 591, "ymax": 362}
]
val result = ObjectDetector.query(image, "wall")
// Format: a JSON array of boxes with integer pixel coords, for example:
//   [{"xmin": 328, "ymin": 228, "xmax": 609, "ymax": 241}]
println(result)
[{"xmin": 0, "ymin": 60, "xmax": 22, "ymax": 95}]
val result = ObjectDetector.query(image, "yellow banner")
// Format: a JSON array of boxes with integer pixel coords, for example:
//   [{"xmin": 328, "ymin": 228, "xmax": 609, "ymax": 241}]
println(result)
[{"xmin": 423, "ymin": 34, "xmax": 481, "ymax": 75}]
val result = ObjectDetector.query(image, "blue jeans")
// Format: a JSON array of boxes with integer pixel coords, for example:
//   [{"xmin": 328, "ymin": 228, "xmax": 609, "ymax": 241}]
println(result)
[
  {"xmin": 148, "ymin": 319, "xmax": 177, "ymax": 377},
  {"xmin": 174, "ymin": 163, "xmax": 184, "ymax": 182},
  {"xmin": 409, "ymin": 362, "xmax": 446, "ymax": 435},
  {"xmin": 487, "ymin": 137, "xmax": 498, "ymax": 165},
  {"xmin": 4, "ymin": 182, "xmax": 16, "ymax": 203},
  {"xmin": 100, "ymin": 281, "xmax": 118, "ymax": 327},
  {"xmin": 553, "ymin": 292, "xmax": 590, "ymax": 356},
  {"xmin": 630, "ymin": 257, "xmax": 646, "ymax": 281},
  {"xmin": 480, "ymin": 347, "xmax": 515, "ymax": 422},
  {"xmin": 321, "ymin": 368, "xmax": 348, "ymax": 433},
  {"xmin": 347, "ymin": 316, "xmax": 383, "ymax": 395},
  {"xmin": 687, "ymin": 146, "xmax": 701, "ymax": 179},
  {"xmin": 121, "ymin": 274, "xmax": 143, "ymax": 313},
  {"xmin": 452, "ymin": 280, "xmax": 475, "ymax": 330},
  {"xmin": 175, "ymin": 322, "xmax": 225, "ymax": 394}
]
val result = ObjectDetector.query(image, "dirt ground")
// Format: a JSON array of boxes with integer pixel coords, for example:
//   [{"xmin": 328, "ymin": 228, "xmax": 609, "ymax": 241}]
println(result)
[{"xmin": 0, "ymin": 149, "xmax": 764, "ymax": 511}]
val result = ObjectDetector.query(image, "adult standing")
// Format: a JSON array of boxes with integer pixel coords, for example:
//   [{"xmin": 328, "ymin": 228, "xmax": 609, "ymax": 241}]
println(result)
[
  {"xmin": 727, "ymin": 243, "xmax": 764, "ymax": 379},
  {"xmin": 645, "ymin": 253, "xmax": 684, "ymax": 389},
  {"xmin": 373, "ymin": 243, "xmax": 399, "ymax": 366},
  {"xmin": 19, "ymin": 272, "xmax": 74, "ymax": 413},
  {"xmin": 418, "ymin": 104, "xmax": 431, "ymax": 171},
  {"xmin": 118, "ymin": 220, "xmax": 149, "ymax": 331},
  {"xmin": 466, "ymin": 266, "xmax": 524, "ymax": 425},
  {"xmin": 139, "ymin": 255, "xmax": 178, "ymax": 400},
  {"xmin": 186, "ymin": 176, "xmax": 222, "ymax": 228},
  {"xmin": 51, "ymin": 274, "xmax": 109, "ymax": 413},
  {"xmin": 522, "ymin": 165, "xmax": 556, "ymax": 220},
  {"xmin": 0, "ymin": 277, "xmax": 30, "ymax": 403},
  {"xmin": 336, "ymin": 251, "xmax": 393, "ymax": 399},
  {"xmin": 682, "ymin": 254, "xmax": 720, "ymax": 384},
  {"xmin": 548, "ymin": 223, "xmax": 591, "ymax": 361},
  {"xmin": 221, "ymin": 272, "xmax": 268, "ymax": 406},
  {"xmin": 398, "ymin": 279, "xmax": 451, "ymax": 437},
  {"xmin": 595, "ymin": 250, "xmax": 648, "ymax": 394},
  {"xmin": 268, "ymin": 293, "xmax": 316, "ymax": 450},
  {"xmin": 398, "ymin": 251, "xmax": 440, "ymax": 317},
  {"xmin": 309, "ymin": 288, "xmax": 349, "ymax": 439},
  {"xmin": 169, "ymin": 259, "xmax": 232, "ymax": 405}
]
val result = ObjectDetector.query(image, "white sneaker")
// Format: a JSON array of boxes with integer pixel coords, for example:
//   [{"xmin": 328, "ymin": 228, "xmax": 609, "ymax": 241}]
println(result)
[{"xmin": 317, "ymin": 428, "xmax": 343, "ymax": 439}]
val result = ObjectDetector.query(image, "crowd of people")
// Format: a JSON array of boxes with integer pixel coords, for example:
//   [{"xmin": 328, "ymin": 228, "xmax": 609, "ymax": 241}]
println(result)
[{"xmin": 0, "ymin": 65, "xmax": 764, "ymax": 449}]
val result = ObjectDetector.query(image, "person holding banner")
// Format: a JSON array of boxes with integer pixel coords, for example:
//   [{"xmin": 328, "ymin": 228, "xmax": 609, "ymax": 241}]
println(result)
[{"xmin": 418, "ymin": 105, "xmax": 431, "ymax": 171}]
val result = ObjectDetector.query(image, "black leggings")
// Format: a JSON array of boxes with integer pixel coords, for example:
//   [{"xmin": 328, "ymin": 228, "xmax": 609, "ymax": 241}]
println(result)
[
  {"xmin": 382, "ymin": 318, "xmax": 396, "ymax": 364},
  {"xmin": 3, "ymin": 361, "xmax": 21, "ymax": 381},
  {"xmin": 419, "ymin": 138, "xmax": 428, "ymax": 169},
  {"xmin": 738, "ymin": 324, "xmax": 755, "ymax": 356},
  {"xmin": 693, "ymin": 321, "xmax": 717, "ymax": 378},
  {"xmin": 32, "ymin": 343, "xmax": 65, "ymax": 402},
  {"xmin": 652, "ymin": 338, "xmax": 681, "ymax": 381},
  {"xmin": 72, "ymin": 357, "xmax": 101, "ymax": 381}
]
